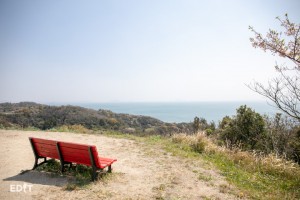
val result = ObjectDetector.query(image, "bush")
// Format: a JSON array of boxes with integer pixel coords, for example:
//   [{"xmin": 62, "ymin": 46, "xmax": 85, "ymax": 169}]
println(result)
[
  {"xmin": 264, "ymin": 114, "xmax": 300, "ymax": 164},
  {"xmin": 291, "ymin": 128, "xmax": 300, "ymax": 163},
  {"xmin": 218, "ymin": 107, "xmax": 300, "ymax": 164},
  {"xmin": 205, "ymin": 128, "xmax": 213, "ymax": 136},
  {"xmin": 219, "ymin": 105, "xmax": 266, "ymax": 150},
  {"xmin": 172, "ymin": 133, "xmax": 207, "ymax": 153},
  {"xmin": 193, "ymin": 117, "xmax": 200, "ymax": 133},
  {"xmin": 53, "ymin": 124, "xmax": 90, "ymax": 133},
  {"xmin": 219, "ymin": 116, "xmax": 231, "ymax": 129},
  {"xmin": 190, "ymin": 135, "xmax": 206, "ymax": 153},
  {"xmin": 171, "ymin": 133, "xmax": 189, "ymax": 144}
]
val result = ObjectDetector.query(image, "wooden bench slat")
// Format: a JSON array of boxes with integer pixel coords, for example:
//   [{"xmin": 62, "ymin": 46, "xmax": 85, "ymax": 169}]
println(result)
[
  {"xmin": 99, "ymin": 158, "xmax": 116, "ymax": 163},
  {"xmin": 63, "ymin": 157, "xmax": 92, "ymax": 166},
  {"xmin": 61, "ymin": 151, "xmax": 90, "ymax": 157},
  {"xmin": 99, "ymin": 157, "xmax": 117, "ymax": 162},
  {"xmin": 59, "ymin": 142, "xmax": 95, "ymax": 165},
  {"xmin": 31, "ymin": 138, "xmax": 57, "ymax": 146},
  {"xmin": 59, "ymin": 142, "xmax": 95, "ymax": 150},
  {"xmin": 62, "ymin": 153, "xmax": 91, "ymax": 161},
  {"xmin": 34, "ymin": 144, "xmax": 57, "ymax": 152},
  {"xmin": 33, "ymin": 141, "xmax": 59, "ymax": 159},
  {"xmin": 38, "ymin": 152, "xmax": 60, "ymax": 159},
  {"xmin": 60, "ymin": 147, "xmax": 90, "ymax": 155},
  {"xmin": 98, "ymin": 157, "xmax": 117, "ymax": 169}
]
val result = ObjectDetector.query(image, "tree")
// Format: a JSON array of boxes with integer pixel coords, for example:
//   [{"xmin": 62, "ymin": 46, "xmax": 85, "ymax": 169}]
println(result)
[
  {"xmin": 219, "ymin": 116, "xmax": 232, "ymax": 129},
  {"xmin": 220, "ymin": 105, "xmax": 266, "ymax": 150},
  {"xmin": 249, "ymin": 14, "xmax": 300, "ymax": 121},
  {"xmin": 193, "ymin": 116, "xmax": 200, "ymax": 133},
  {"xmin": 263, "ymin": 113, "xmax": 299, "ymax": 159}
]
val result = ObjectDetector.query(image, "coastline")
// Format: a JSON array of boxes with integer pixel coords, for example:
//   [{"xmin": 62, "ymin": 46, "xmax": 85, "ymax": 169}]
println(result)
[{"xmin": 48, "ymin": 101, "xmax": 278, "ymax": 123}]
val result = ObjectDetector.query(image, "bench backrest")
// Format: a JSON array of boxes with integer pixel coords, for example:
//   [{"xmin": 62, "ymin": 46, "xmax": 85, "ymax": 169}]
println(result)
[
  {"xmin": 29, "ymin": 137, "xmax": 101, "ymax": 168},
  {"xmin": 58, "ymin": 141, "xmax": 99, "ymax": 167},
  {"xmin": 30, "ymin": 137, "xmax": 60, "ymax": 159}
]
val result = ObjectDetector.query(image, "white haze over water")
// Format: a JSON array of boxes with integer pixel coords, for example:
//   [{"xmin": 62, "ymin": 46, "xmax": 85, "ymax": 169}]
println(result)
[{"xmin": 50, "ymin": 101, "xmax": 279, "ymax": 123}]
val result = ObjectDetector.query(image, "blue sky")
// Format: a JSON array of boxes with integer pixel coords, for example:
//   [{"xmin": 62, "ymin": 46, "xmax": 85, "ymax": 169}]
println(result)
[{"xmin": 0, "ymin": 0, "xmax": 299, "ymax": 103}]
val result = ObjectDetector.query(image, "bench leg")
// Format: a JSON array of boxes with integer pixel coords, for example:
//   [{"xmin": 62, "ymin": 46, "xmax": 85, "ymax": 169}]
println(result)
[
  {"xmin": 32, "ymin": 158, "xmax": 38, "ymax": 170},
  {"xmin": 32, "ymin": 157, "xmax": 47, "ymax": 170},
  {"xmin": 108, "ymin": 165, "xmax": 112, "ymax": 173},
  {"xmin": 60, "ymin": 162, "xmax": 65, "ymax": 173},
  {"xmin": 91, "ymin": 166, "xmax": 97, "ymax": 181}
]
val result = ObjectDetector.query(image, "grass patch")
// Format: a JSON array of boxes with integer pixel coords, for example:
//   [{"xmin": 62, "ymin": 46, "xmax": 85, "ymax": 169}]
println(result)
[
  {"xmin": 35, "ymin": 159, "xmax": 114, "ymax": 190},
  {"xmin": 198, "ymin": 172, "xmax": 213, "ymax": 182},
  {"xmin": 50, "ymin": 125, "xmax": 90, "ymax": 134},
  {"xmin": 170, "ymin": 133, "xmax": 300, "ymax": 200},
  {"xmin": 36, "ymin": 159, "xmax": 62, "ymax": 174},
  {"xmin": 101, "ymin": 129, "xmax": 140, "ymax": 140},
  {"xmin": 219, "ymin": 184, "xmax": 231, "ymax": 194},
  {"xmin": 153, "ymin": 184, "xmax": 166, "ymax": 192},
  {"xmin": 202, "ymin": 152, "xmax": 300, "ymax": 199}
]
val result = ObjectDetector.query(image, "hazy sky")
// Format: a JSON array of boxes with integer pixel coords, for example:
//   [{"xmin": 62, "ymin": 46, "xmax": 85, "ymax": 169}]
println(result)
[{"xmin": 1, "ymin": 0, "xmax": 299, "ymax": 103}]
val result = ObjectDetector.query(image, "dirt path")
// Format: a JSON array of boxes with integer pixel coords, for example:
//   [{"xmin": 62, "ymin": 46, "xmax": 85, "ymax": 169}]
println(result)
[{"xmin": 0, "ymin": 130, "xmax": 239, "ymax": 200}]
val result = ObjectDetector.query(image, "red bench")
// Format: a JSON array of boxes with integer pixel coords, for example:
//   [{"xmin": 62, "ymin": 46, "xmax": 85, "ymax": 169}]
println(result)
[{"xmin": 29, "ymin": 137, "xmax": 117, "ymax": 181}]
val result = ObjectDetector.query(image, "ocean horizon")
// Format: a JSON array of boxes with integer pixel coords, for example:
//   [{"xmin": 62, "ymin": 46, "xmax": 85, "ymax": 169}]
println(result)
[{"xmin": 49, "ymin": 101, "xmax": 279, "ymax": 123}]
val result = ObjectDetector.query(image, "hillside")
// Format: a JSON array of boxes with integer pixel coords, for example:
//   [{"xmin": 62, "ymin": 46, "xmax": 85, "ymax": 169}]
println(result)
[
  {"xmin": 0, "ymin": 130, "xmax": 239, "ymax": 200},
  {"xmin": 1, "ymin": 129, "xmax": 300, "ymax": 199},
  {"xmin": 0, "ymin": 102, "xmax": 193, "ymax": 135}
]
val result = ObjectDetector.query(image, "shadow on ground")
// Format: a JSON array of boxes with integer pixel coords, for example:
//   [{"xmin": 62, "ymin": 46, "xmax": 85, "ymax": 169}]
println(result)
[{"xmin": 3, "ymin": 170, "xmax": 73, "ymax": 186}]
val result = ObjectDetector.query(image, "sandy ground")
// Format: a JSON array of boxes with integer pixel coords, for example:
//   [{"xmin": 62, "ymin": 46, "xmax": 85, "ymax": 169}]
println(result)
[{"xmin": 0, "ymin": 130, "xmax": 240, "ymax": 200}]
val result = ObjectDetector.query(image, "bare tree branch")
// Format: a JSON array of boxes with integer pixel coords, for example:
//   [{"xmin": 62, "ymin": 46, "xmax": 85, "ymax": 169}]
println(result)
[{"xmin": 249, "ymin": 14, "xmax": 300, "ymax": 122}]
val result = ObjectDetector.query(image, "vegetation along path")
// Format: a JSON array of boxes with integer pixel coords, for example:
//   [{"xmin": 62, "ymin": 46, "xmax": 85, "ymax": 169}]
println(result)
[{"xmin": 0, "ymin": 130, "xmax": 239, "ymax": 200}]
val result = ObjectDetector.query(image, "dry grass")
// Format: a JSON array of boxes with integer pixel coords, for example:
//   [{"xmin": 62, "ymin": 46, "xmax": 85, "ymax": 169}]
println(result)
[
  {"xmin": 52, "ymin": 124, "xmax": 90, "ymax": 134},
  {"xmin": 172, "ymin": 132, "xmax": 300, "ymax": 179},
  {"xmin": 171, "ymin": 132, "xmax": 300, "ymax": 199},
  {"xmin": 172, "ymin": 132, "xmax": 207, "ymax": 153},
  {"xmin": 227, "ymin": 150, "xmax": 300, "ymax": 179}
]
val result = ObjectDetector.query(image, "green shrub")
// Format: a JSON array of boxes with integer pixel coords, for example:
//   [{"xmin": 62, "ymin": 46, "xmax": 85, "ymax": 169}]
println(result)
[
  {"xmin": 193, "ymin": 117, "xmax": 201, "ymax": 133},
  {"xmin": 172, "ymin": 133, "xmax": 207, "ymax": 153},
  {"xmin": 264, "ymin": 114, "xmax": 300, "ymax": 164},
  {"xmin": 190, "ymin": 139, "xmax": 206, "ymax": 153},
  {"xmin": 219, "ymin": 116, "xmax": 232, "ymax": 129},
  {"xmin": 219, "ymin": 105, "xmax": 266, "ymax": 150},
  {"xmin": 205, "ymin": 128, "xmax": 213, "ymax": 136},
  {"xmin": 52, "ymin": 124, "xmax": 90, "ymax": 133}
]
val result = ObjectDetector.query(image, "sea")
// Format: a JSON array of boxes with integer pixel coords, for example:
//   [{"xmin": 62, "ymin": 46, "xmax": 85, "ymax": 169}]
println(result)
[{"xmin": 50, "ymin": 101, "xmax": 279, "ymax": 124}]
